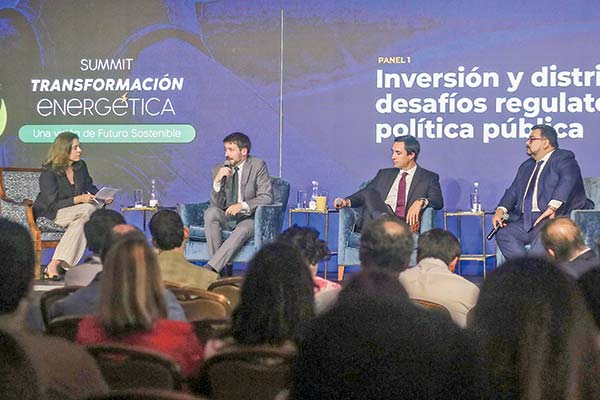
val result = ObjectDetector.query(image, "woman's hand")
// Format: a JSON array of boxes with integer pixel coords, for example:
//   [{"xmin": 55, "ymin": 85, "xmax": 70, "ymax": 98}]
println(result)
[{"xmin": 74, "ymin": 193, "xmax": 96, "ymax": 204}]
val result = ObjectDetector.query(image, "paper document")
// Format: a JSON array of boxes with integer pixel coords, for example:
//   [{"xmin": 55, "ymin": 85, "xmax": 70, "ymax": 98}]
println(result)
[{"xmin": 94, "ymin": 187, "xmax": 120, "ymax": 200}]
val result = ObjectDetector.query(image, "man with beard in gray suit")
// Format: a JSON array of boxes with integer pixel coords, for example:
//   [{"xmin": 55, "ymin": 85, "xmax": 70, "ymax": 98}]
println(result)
[{"xmin": 204, "ymin": 132, "xmax": 273, "ymax": 273}]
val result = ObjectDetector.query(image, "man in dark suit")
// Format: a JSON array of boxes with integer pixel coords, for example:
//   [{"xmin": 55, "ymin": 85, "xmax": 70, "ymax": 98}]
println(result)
[
  {"xmin": 204, "ymin": 132, "xmax": 273, "ymax": 272},
  {"xmin": 334, "ymin": 136, "xmax": 443, "ymax": 230},
  {"xmin": 492, "ymin": 124, "xmax": 594, "ymax": 260},
  {"xmin": 541, "ymin": 217, "xmax": 599, "ymax": 278}
]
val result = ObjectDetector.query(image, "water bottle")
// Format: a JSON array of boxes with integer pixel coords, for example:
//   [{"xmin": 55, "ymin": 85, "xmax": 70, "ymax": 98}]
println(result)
[
  {"xmin": 149, "ymin": 179, "xmax": 159, "ymax": 207},
  {"xmin": 309, "ymin": 180, "xmax": 319, "ymax": 210},
  {"xmin": 470, "ymin": 181, "xmax": 481, "ymax": 212}
]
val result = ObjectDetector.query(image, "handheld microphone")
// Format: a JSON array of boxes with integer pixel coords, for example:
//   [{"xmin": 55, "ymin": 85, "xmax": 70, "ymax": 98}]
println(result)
[
  {"xmin": 334, "ymin": 198, "xmax": 345, "ymax": 208},
  {"xmin": 220, "ymin": 160, "xmax": 232, "ymax": 186},
  {"xmin": 487, "ymin": 213, "xmax": 509, "ymax": 240}
]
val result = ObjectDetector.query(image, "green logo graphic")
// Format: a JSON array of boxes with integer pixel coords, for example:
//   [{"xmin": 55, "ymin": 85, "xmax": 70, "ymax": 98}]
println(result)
[
  {"xmin": 0, "ymin": 98, "xmax": 7, "ymax": 138},
  {"xmin": 18, "ymin": 124, "xmax": 196, "ymax": 144}
]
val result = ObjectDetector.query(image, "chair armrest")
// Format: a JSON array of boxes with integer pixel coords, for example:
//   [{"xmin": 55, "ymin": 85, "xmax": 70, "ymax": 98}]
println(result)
[
  {"xmin": 419, "ymin": 207, "xmax": 437, "ymax": 233},
  {"xmin": 570, "ymin": 209, "xmax": 600, "ymax": 251},
  {"xmin": 0, "ymin": 198, "xmax": 41, "ymax": 243},
  {"xmin": 179, "ymin": 202, "xmax": 210, "ymax": 227},
  {"xmin": 253, "ymin": 203, "xmax": 284, "ymax": 248}
]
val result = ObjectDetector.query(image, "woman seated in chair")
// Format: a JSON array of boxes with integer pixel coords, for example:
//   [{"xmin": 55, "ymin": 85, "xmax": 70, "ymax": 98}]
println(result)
[
  {"xmin": 204, "ymin": 242, "xmax": 315, "ymax": 357},
  {"xmin": 33, "ymin": 131, "xmax": 113, "ymax": 280},
  {"xmin": 76, "ymin": 232, "xmax": 204, "ymax": 377},
  {"xmin": 468, "ymin": 257, "xmax": 600, "ymax": 399},
  {"xmin": 277, "ymin": 225, "xmax": 340, "ymax": 293}
]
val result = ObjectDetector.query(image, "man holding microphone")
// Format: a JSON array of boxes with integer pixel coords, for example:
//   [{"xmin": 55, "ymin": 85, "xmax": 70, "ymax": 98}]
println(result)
[{"xmin": 203, "ymin": 132, "xmax": 273, "ymax": 273}]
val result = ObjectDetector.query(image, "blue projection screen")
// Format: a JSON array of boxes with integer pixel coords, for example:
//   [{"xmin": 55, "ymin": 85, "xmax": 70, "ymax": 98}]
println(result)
[{"xmin": 1, "ymin": 0, "xmax": 599, "ymax": 212}]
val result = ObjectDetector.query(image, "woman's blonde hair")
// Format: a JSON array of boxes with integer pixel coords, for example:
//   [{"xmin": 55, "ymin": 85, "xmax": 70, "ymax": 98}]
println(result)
[
  {"xmin": 100, "ymin": 233, "xmax": 167, "ymax": 337},
  {"xmin": 44, "ymin": 131, "xmax": 79, "ymax": 173}
]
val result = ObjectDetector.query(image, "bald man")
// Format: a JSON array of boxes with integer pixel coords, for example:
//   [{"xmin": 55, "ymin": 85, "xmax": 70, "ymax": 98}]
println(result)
[{"xmin": 541, "ymin": 217, "xmax": 600, "ymax": 278}]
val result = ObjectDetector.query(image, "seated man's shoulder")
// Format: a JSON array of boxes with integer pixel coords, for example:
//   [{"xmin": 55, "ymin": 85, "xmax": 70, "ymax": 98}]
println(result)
[
  {"xmin": 418, "ymin": 166, "xmax": 440, "ymax": 179},
  {"xmin": 50, "ymin": 283, "xmax": 99, "ymax": 318},
  {"xmin": 398, "ymin": 265, "xmax": 422, "ymax": 283},
  {"xmin": 453, "ymin": 273, "xmax": 480, "ymax": 292},
  {"xmin": 554, "ymin": 148, "xmax": 575, "ymax": 159},
  {"xmin": 158, "ymin": 251, "xmax": 218, "ymax": 289}
]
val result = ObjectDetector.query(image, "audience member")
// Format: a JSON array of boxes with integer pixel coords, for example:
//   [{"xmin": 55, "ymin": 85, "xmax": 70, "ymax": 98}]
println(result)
[
  {"xmin": 76, "ymin": 232, "xmax": 204, "ymax": 377},
  {"xmin": 359, "ymin": 215, "xmax": 414, "ymax": 274},
  {"xmin": 64, "ymin": 208, "xmax": 125, "ymax": 286},
  {"xmin": 468, "ymin": 257, "xmax": 600, "ymax": 400},
  {"xmin": 315, "ymin": 215, "xmax": 413, "ymax": 314},
  {"xmin": 204, "ymin": 242, "xmax": 314, "ymax": 357},
  {"xmin": 277, "ymin": 225, "xmax": 340, "ymax": 293},
  {"xmin": 50, "ymin": 224, "xmax": 186, "ymax": 321},
  {"xmin": 0, "ymin": 218, "xmax": 108, "ymax": 400},
  {"xmin": 291, "ymin": 269, "xmax": 486, "ymax": 400},
  {"xmin": 399, "ymin": 229, "xmax": 479, "ymax": 327},
  {"xmin": 578, "ymin": 268, "xmax": 600, "ymax": 330},
  {"xmin": 0, "ymin": 330, "xmax": 46, "ymax": 400},
  {"xmin": 541, "ymin": 217, "xmax": 600, "ymax": 278},
  {"xmin": 149, "ymin": 210, "xmax": 218, "ymax": 289}
]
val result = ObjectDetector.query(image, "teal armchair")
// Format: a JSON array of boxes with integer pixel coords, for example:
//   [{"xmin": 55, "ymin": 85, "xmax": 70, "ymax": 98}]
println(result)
[
  {"xmin": 337, "ymin": 193, "xmax": 437, "ymax": 281},
  {"xmin": 179, "ymin": 177, "xmax": 290, "ymax": 265}
]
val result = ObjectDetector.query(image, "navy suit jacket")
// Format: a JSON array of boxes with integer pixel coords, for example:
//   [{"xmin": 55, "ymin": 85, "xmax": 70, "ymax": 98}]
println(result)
[
  {"xmin": 347, "ymin": 166, "xmax": 443, "ymax": 227},
  {"xmin": 498, "ymin": 149, "xmax": 593, "ymax": 222}
]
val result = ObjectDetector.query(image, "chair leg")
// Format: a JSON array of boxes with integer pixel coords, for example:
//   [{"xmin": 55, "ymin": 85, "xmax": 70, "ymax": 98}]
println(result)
[
  {"xmin": 35, "ymin": 246, "xmax": 42, "ymax": 280},
  {"xmin": 337, "ymin": 265, "xmax": 345, "ymax": 282},
  {"xmin": 224, "ymin": 263, "xmax": 233, "ymax": 277}
]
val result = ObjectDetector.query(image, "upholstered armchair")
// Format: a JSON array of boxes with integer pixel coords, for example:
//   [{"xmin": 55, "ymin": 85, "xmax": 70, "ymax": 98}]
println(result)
[
  {"xmin": 496, "ymin": 177, "xmax": 600, "ymax": 266},
  {"xmin": 179, "ymin": 177, "xmax": 290, "ymax": 266},
  {"xmin": 337, "ymin": 203, "xmax": 437, "ymax": 281},
  {"xmin": 0, "ymin": 168, "xmax": 65, "ymax": 279}
]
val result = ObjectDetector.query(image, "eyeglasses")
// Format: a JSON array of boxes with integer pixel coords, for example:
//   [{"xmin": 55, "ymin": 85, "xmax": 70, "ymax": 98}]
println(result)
[{"xmin": 527, "ymin": 136, "xmax": 547, "ymax": 142}]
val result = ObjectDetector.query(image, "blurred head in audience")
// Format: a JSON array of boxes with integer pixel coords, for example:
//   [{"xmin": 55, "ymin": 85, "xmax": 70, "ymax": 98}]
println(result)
[
  {"xmin": 541, "ymin": 217, "xmax": 588, "ymax": 263},
  {"xmin": 149, "ymin": 209, "xmax": 189, "ymax": 251},
  {"xmin": 99, "ymin": 224, "xmax": 140, "ymax": 263},
  {"xmin": 100, "ymin": 231, "xmax": 167, "ymax": 337},
  {"xmin": 0, "ymin": 330, "xmax": 45, "ymax": 400},
  {"xmin": 417, "ymin": 228, "xmax": 461, "ymax": 271},
  {"xmin": 232, "ymin": 242, "xmax": 314, "ymax": 346},
  {"xmin": 0, "ymin": 219, "xmax": 35, "ymax": 319},
  {"xmin": 277, "ymin": 225, "xmax": 329, "ymax": 276},
  {"xmin": 578, "ymin": 268, "xmax": 600, "ymax": 330},
  {"xmin": 468, "ymin": 257, "xmax": 600, "ymax": 400},
  {"xmin": 291, "ymin": 269, "xmax": 486, "ymax": 400},
  {"xmin": 84, "ymin": 209, "xmax": 126, "ymax": 255},
  {"xmin": 359, "ymin": 216, "xmax": 413, "ymax": 274}
]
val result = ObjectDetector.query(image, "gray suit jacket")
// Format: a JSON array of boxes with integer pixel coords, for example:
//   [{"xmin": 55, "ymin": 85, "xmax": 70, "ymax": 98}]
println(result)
[{"xmin": 210, "ymin": 156, "xmax": 273, "ymax": 214}]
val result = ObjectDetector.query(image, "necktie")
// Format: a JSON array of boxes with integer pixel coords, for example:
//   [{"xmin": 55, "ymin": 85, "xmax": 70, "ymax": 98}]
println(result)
[
  {"xmin": 522, "ymin": 160, "xmax": 544, "ymax": 230},
  {"xmin": 395, "ymin": 172, "xmax": 409, "ymax": 217},
  {"xmin": 231, "ymin": 167, "xmax": 239, "ymax": 204}
]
